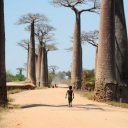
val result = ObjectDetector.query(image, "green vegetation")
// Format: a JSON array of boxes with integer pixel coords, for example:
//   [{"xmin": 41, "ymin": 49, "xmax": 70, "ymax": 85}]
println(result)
[
  {"xmin": 6, "ymin": 71, "xmax": 25, "ymax": 82},
  {"xmin": 48, "ymin": 72, "xmax": 55, "ymax": 84},
  {"xmin": 82, "ymin": 69, "xmax": 95, "ymax": 83},
  {"xmin": 81, "ymin": 69, "xmax": 95, "ymax": 90}
]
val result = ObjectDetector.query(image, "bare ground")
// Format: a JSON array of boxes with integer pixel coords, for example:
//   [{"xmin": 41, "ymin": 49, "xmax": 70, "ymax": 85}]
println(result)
[{"xmin": 0, "ymin": 85, "xmax": 128, "ymax": 128}]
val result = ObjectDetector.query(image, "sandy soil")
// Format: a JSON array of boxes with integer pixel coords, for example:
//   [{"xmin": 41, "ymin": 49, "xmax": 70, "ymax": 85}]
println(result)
[{"xmin": 0, "ymin": 85, "xmax": 128, "ymax": 128}]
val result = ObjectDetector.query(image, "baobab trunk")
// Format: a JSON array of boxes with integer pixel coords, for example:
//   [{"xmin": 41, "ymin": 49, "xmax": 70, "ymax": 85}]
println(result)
[
  {"xmin": 37, "ymin": 43, "xmax": 42, "ymax": 86},
  {"xmin": 0, "ymin": 0, "xmax": 7, "ymax": 107},
  {"xmin": 95, "ymin": 47, "xmax": 98, "ymax": 76},
  {"xmin": 26, "ymin": 44, "xmax": 29, "ymax": 81},
  {"xmin": 35, "ymin": 54, "xmax": 38, "ymax": 84},
  {"xmin": 94, "ymin": 0, "xmax": 117, "ymax": 101},
  {"xmin": 45, "ymin": 50, "xmax": 49, "ymax": 87},
  {"xmin": 40, "ymin": 46, "xmax": 46, "ymax": 86},
  {"xmin": 27, "ymin": 21, "xmax": 36, "ymax": 85},
  {"xmin": 71, "ymin": 12, "xmax": 82, "ymax": 89},
  {"xmin": 115, "ymin": 0, "xmax": 128, "ymax": 85}
]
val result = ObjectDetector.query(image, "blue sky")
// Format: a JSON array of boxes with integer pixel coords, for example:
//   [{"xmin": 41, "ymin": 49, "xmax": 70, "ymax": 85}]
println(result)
[{"xmin": 4, "ymin": 0, "xmax": 128, "ymax": 75}]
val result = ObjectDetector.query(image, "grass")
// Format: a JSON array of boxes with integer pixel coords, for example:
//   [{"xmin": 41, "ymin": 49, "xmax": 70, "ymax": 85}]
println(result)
[
  {"xmin": 76, "ymin": 90, "xmax": 128, "ymax": 109},
  {"xmin": 107, "ymin": 101, "xmax": 128, "ymax": 108}
]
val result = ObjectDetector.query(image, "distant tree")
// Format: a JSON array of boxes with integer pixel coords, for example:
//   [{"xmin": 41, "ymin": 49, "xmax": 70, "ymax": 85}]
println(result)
[
  {"xmin": 16, "ymin": 13, "xmax": 47, "ymax": 85},
  {"xmin": 52, "ymin": 0, "xmax": 100, "ymax": 89},
  {"xmin": 49, "ymin": 65, "xmax": 59, "ymax": 74},
  {"xmin": 6, "ymin": 71, "xmax": 25, "ymax": 82},
  {"xmin": 17, "ymin": 39, "xmax": 29, "ymax": 79},
  {"xmin": 0, "ymin": 0, "xmax": 7, "ymax": 107},
  {"xmin": 81, "ymin": 30, "xmax": 98, "ymax": 47},
  {"xmin": 16, "ymin": 67, "xmax": 25, "ymax": 75},
  {"xmin": 34, "ymin": 23, "xmax": 56, "ymax": 86}
]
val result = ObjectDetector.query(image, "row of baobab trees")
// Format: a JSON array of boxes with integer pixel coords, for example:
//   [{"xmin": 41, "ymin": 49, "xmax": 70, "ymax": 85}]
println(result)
[
  {"xmin": 52, "ymin": 0, "xmax": 128, "ymax": 102},
  {"xmin": 16, "ymin": 13, "xmax": 58, "ymax": 87},
  {"xmin": 0, "ymin": 0, "xmax": 128, "ymax": 107}
]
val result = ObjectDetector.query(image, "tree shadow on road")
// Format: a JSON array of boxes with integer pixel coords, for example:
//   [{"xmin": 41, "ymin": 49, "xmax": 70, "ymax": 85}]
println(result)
[{"xmin": 20, "ymin": 103, "xmax": 105, "ymax": 111}]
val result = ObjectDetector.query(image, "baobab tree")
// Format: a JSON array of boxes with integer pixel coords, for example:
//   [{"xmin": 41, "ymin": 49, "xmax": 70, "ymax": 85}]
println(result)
[
  {"xmin": 94, "ymin": 0, "xmax": 117, "ymax": 101},
  {"xmin": 0, "ymin": 0, "xmax": 7, "ymax": 107},
  {"xmin": 115, "ymin": 0, "xmax": 128, "ymax": 86},
  {"xmin": 16, "ymin": 13, "xmax": 47, "ymax": 85},
  {"xmin": 34, "ymin": 23, "xmax": 55, "ymax": 86},
  {"xmin": 49, "ymin": 65, "xmax": 59, "ymax": 75},
  {"xmin": 45, "ymin": 44, "xmax": 58, "ymax": 86},
  {"xmin": 52, "ymin": 0, "xmax": 99, "ymax": 89},
  {"xmin": 16, "ymin": 67, "xmax": 25, "ymax": 75},
  {"xmin": 66, "ymin": 30, "xmax": 98, "ymax": 85}
]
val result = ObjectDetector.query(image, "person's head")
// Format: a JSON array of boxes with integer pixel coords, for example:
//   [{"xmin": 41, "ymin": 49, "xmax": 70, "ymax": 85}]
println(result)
[{"xmin": 69, "ymin": 86, "xmax": 72, "ymax": 90}]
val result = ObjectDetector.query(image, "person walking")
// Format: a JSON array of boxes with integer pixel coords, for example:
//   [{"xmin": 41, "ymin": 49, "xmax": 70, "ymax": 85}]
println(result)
[{"xmin": 65, "ymin": 86, "xmax": 74, "ymax": 107}]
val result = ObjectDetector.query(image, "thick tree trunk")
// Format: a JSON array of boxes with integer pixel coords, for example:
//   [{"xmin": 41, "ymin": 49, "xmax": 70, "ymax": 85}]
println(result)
[
  {"xmin": 94, "ymin": 0, "xmax": 117, "ymax": 101},
  {"xmin": 71, "ymin": 12, "xmax": 82, "ymax": 89},
  {"xmin": 35, "ymin": 54, "xmax": 38, "ymax": 84},
  {"xmin": 115, "ymin": 0, "xmax": 128, "ymax": 86},
  {"xmin": 45, "ymin": 50, "xmax": 49, "ymax": 87},
  {"xmin": 37, "ymin": 43, "xmax": 42, "ymax": 86},
  {"xmin": 0, "ymin": 0, "xmax": 7, "ymax": 107},
  {"xmin": 80, "ymin": 45, "xmax": 82, "ymax": 81},
  {"xmin": 95, "ymin": 47, "xmax": 98, "ymax": 75},
  {"xmin": 40, "ymin": 46, "xmax": 46, "ymax": 86},
  {"xmin": 26, "ymin": 44, "xmax": 29, "ymax": 81},
  {"xmin": 27, "ymin": 21, "xmax": 36, "ymax": 85}
]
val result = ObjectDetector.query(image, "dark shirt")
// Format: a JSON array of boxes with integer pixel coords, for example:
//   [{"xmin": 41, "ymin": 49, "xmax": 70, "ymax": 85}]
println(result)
[{"xmin": 67, "ymin": 90, "xmax": 73, "ymax": 98}]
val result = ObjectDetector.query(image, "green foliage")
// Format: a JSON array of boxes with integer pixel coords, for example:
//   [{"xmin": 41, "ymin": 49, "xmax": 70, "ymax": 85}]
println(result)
[
  {"xmin": 6, "ymin": 71, "xmax": 25, "ymax": 82},
  {"xmin": 65, "ymin": 71, "xmax": 71, "ymax": 79},
  {"xmin": 14, "ymin": 74, "xmax": 25, "ymax": 81},
  {"xmin": 82, "ymin": 69, "xmax": 95, "ymax": 82},
  {"xmin": 48, "ymin": 72, "xmax": 56, "ymax": 83},
  {"xmin": 81, "ymin": 69, "xmax": 95, "ymax": 90}
]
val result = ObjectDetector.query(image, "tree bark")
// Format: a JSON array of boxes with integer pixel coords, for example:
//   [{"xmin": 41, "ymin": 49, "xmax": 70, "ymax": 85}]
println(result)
[
  {"xmin": 27, "ymin": 21, "xmax": 36, "ymax": 85},
  {"xmin": 26, "ymin": 44, "xmax": 29, "ymax": 81},
  {"xmin": 94, "ymin": 0, "xmax": 117, "ymax": 101},
  {"xmin": 0, "ymin": 0, "xmax": 7, "ymax": 107},
  {"xmin": 37, "ymin": 43, "xmax": 42, "ymax": 86},
  {"xmin": 40, "ymin": 46, "xmax": 46, "ymax": 86},
  {"xmin": 115, "ymin": 0, "xmax": 128, "ymax": 86},
  {"xmin": 35, "ymin": 54, "xmax": 38, "ymax": 84},
  {"xmin": 71, "ymin": 12, "xmax": 82, "ymax": 89},
  {"xmin": 45, "ymin": 50, "xmax": 49, "ymax": 87}
]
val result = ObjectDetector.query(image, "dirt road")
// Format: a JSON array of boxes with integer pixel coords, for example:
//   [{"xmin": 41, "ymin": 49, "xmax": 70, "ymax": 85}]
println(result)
[{"xmin": 0, "ymin": 86, "xmax": 128, "ymax": 128}]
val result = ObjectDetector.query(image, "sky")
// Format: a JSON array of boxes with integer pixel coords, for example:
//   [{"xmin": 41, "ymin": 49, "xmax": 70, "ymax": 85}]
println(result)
[{"xmin": 4, "ymin": 0, "xmax": 128, "ymax": 75}]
